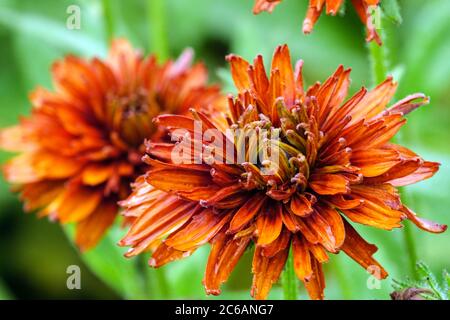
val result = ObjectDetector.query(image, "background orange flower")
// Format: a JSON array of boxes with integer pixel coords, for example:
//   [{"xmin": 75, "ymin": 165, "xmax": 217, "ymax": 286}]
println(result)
[{"xmin": 0, "ymin": 39, "xmax": 224, "ymax": 251}]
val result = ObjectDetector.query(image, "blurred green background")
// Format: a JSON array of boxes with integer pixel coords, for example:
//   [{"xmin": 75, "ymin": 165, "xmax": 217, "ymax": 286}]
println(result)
[{"xmin": 0, "ymin": 0, "xmax": 449, "ymax": 300}]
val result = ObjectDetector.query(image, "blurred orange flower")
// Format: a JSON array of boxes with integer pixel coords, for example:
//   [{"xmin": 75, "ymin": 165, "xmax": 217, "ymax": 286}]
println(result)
[
  {"xmin": 0, "ymin": 39, "xmax": 224, "ymax": 251},
  {"xmin": 253, "ymin": 0, "xmax": 382, "ymax": 45},
  {"xmin": 120, "ymin": 45, "xmax": 446, "ymax": 299}
]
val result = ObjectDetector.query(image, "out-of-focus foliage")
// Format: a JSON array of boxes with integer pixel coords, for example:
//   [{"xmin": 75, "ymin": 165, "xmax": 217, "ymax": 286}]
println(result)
[{"xmin": 0, "ymin": 0, "xmax": 449, "ymax": 299}]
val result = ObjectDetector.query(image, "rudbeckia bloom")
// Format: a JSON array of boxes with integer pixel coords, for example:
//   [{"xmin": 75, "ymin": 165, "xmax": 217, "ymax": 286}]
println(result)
[
  {"xmin": 120, "ymin": 45, "xmax": 446, "ymax": 299},
  {"xmin": 253, "ymin": 0, "xmax": 382, "ymax": 45},
  {"xmin": 0, "ymin": 39, "xmax": 224, "ymax": 251}
]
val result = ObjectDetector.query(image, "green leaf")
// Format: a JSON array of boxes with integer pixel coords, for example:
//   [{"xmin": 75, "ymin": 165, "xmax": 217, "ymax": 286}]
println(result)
[
  {"xmin": 0, "ymin": 7, "xmax": 106, "ymax": 56},
  {"xmin": 64, "ymin": 223, "xmax": 148, "ymax": 299}
]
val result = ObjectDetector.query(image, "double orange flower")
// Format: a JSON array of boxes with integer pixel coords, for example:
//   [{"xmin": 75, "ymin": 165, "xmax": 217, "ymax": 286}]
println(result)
[{"xmin": 119, "ymin": 45, "xmax": 445, "ymax": 299}]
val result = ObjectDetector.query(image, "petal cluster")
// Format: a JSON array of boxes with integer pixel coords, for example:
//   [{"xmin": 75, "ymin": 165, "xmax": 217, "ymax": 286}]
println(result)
[
  {"xmin": 0, "ymin": 39, "xmax": 224, "ymax": 251},
  {"xmin": 123, "ymin": 44, "xmax": 446, "ymax": 299},
  {"xmin": 253, "ymin": 0, "xmax": 382, "ymax": 45}
]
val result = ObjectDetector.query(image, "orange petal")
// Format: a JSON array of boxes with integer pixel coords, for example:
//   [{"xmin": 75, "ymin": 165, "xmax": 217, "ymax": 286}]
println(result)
[
  {"xmin": 292, "ymin": 234, "xmax": 313, "ymax": 281},
  {"xmin": 271, "ymin": 45, "xmax": 296, "ymax": 106},
  {"xmin": 248, "ymin": 55, "xmax": 270, "ymax": 113},
  {"xmin": 228, "ymin": 193, "xmax": 266, "ymax": 233},
  {"xmin": 256, "ymin": 204, "xmax": 283, "ymax": 246},
  {"xmin": 383, "ymin": 93, "xmax": 429, "ymax": 116},
  {"xmin": 309, "ymin": 243, "xmax": 329, "ymax": 263},
  {"xmin": 57, "ymin": 187, "xmax": 103, "ymax": 223},
  {"xmin": 251, "ymin": 243, "xmax": 289, "ymax": 300},
  {"xmin": 351, "ymin": 148, "xmax": 401, "ymax": 177},
  {"xmin": 341, "ymin": 199, "xmax": 404, "ymax": 230},
  {"xmin": 3, "ymin": 154, "xmax": 41, "ymax": 184},
  {"xmin": 165, "ymin": 209, "xmax": 231, "ymax": 251},
  {"xmin": 364, "ymin": 157, "xmax": 422, "ymax": 185},
  {"xmin": 326, "ymin": 0, "xmax": 344, "ymax": 14},
  {"xmin": 303, "ymin": 210, "xmax": 337, "ymax": 252},
  {"xmin": 146, "ymin": 142, "xmax": 175, "ymax": 161},
  {"xmin": 145, "ymin": 167, "xmax": 212, "ymax": 193},
  {"xmin": 303, "ymin": 255, "xmax": 325, "ymax": 300},
  {"xmin": 316, "ymin": 203, "xmax": 345, "ymax": 248},
  {"xmin": 351, "ymin": 184, "xmax": 401, "ymax": 210},
  {"xmin": 290, "ymin": 193, "xmax": 315, "ymax": 216},
  {"xmin": 204, "ymin": 232, "xmax": 251, "ymax": 295},
  {"xmin": 75, "ymin": 200, "xmax": 117, "ymax": 251},
  {"xmin": 401, "ymin": 206, "xmax": 447, "ymax": 234},
  {"xmin": 253, "ymin": 0, "xmax": 281, "ymax": 14},
  {"xmin": 0, "ymin": 126, "xmax": 34, "ymax": 152},
  {"xmin": 324, "ymin": 194, "xmax": 363, "ymax": 210},
  {"xmin": 261, "ymin": 227, "xmax": 291, "ymax": 257},
  {"xmin": 226, "ymin": 54, "xmax": 251, "ymax": 92},
  {"xmin": 389, "ymin": 161, "xmax": 440, "ymax": 187},
  {"xmin": 348, "ymin": 77, "xmax": 397, "ymax": 124},
  {"xmin": 309, "ymin": 173, "xmax": 350, "ymax": 195},
  {"xmin": 81, "ymin": 163, "xmax": 114, "ymax": 186},
  {"xmin": 303, "ymin": 2, "xmax": 324, "ymax": 34},
  {"xmin": 341, "ymin": 219, "xmax": 388, "ymax": 279},
  {"xmin": 20, "ymin": 181, "xmax": 65, "ymax": 212},
  {"xmin": 121, "ymin": 198, "xmax": 197, "ymax": 252},
  {"xmin": 149, "ymin": 242, "xmax": 195, "ymax": 268}
]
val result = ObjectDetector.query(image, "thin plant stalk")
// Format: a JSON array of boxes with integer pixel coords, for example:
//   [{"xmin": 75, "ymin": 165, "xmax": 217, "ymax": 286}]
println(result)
[
  {"xmin": 101, "ymin": 0, "xmax": 114, "ymax": 44},
  {"xmin": 147, "ymin": 0, "xmax": 169, "ymax": 60},
  {"xmin": 367, "ymin": 10, "xmax": 418, "ymax": 278},
  {"xmin": 282, "ymin": 247, "xmax": 299, "ymax": 300}
]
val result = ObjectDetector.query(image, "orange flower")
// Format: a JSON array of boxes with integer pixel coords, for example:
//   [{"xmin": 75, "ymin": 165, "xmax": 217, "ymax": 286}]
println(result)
[
  {"xmin": 0, "ymin": 39, "xmax": 224, "ymax": 251},
  {"xmin": 120, "ymin": 45, "xmax": 446, "ymax": 299},
  {"xmin": 253, "ymin": 0, "xmax": 382, "ymax": 45}
]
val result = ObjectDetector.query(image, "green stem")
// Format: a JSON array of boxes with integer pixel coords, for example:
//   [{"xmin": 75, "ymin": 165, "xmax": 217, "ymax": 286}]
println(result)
[
  {"xmin": 153, "ymin": 268, "xmax": 170, "ymax": 299},
  {"xmin": 135, "ymin": 255, "xmax": 151, "ymax": 299},
  {"xmin": 400, "ymin": 190, "xmax": 419, "ymax": 279},
  {"xmin": 403, "ymin": 224, "xmax": 418, "ymax": 278},
  {"xmin": 332, "ymin": 255, "xmax": 353, "ymax": 299},
  {"xmin": 137, "ymin": 256, "xmax": 170, "ymax": 299},
  {"xmin": 282, "ymin": 247, "xmax": 298, "ymax": 300},
  {"xmin": 147, "ymin": 0, "xmax": 169, "ymax": 60},
  {"xmin": 367, "ymin": 11, "xmax": 419, "ymax": 280},
  {"xmin": 368, "ymin": 28, "xmax": 387, "ymax": 86},
  {"xmin": 101, "ymin": 0, "xmax": 114, "ymax": 44}
]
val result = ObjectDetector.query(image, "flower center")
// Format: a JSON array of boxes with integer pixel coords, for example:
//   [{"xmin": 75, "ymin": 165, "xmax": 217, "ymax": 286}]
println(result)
[
  {"xmin": 108, "ymin": 89, "xmax": 159, "ymax": 148},
  {"xmin": 235, "ymin": 112, "xmax": 311, "ymax": 201}
]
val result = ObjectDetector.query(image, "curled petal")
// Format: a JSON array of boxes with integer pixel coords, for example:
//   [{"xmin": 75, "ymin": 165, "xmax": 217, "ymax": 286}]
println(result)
[{"xmin": 402, "ymin": 206, "xmax": 447, "ymax": 234}]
